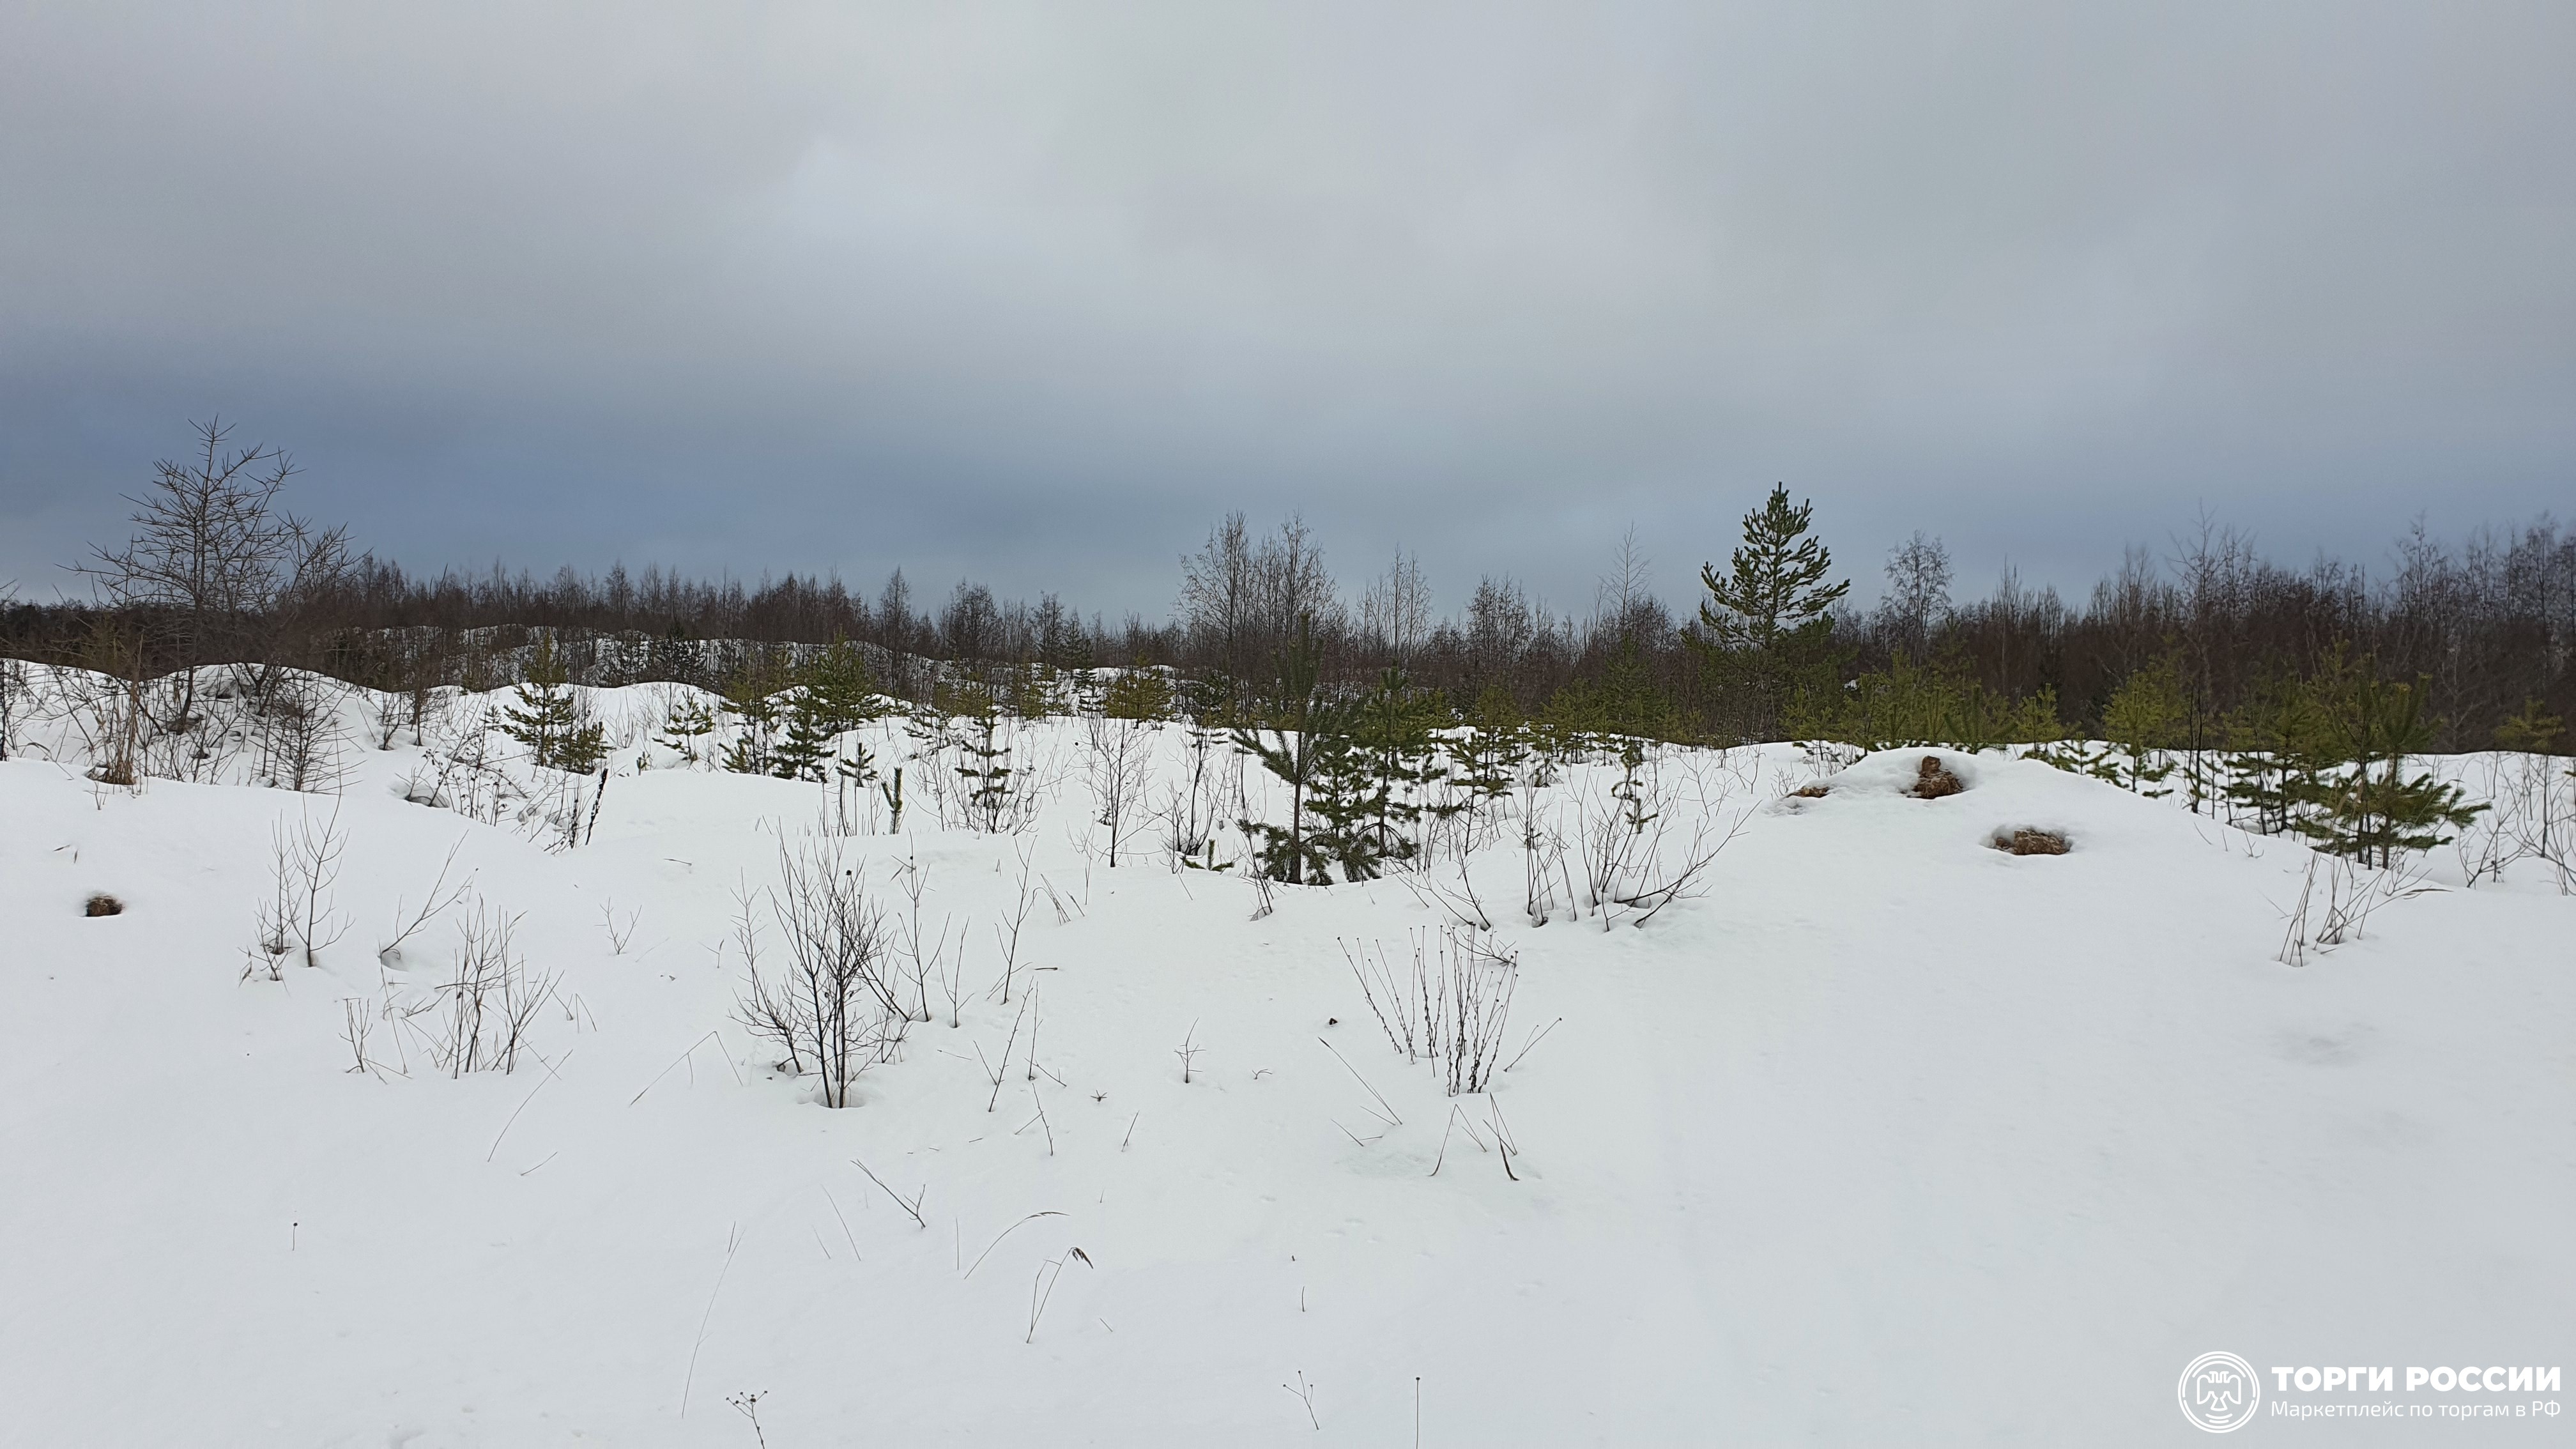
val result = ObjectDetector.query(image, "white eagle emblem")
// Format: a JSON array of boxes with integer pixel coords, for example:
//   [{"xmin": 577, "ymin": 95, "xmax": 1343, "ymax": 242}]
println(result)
[{"xmin": 2177, "ymin": 1351, "xmax": 2261, "ymax": 1432}]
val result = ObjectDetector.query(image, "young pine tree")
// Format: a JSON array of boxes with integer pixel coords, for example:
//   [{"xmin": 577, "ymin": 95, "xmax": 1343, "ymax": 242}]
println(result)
[
  {"xmin": 1595, "ymin": 631, "xmax": 1682, "ymax": 742},
  {"xmin": 2220, "ymin": 666, "xmax": 2341, "ymax": 836},
  {"xmin": 1459, "ymin": 684, "xmax": 1529, "ymax": 805},
  {"xmin": 1338, "ymin": 668, "xmax": 1443, "ymax": 873},
  {"xmin": 1002, "ymin": 661, "xmax": 1055, "ymax": 720},
  {"xmin": 1787, "ymin": 653, "xmax": 1946, "ymax": 750},
  {"xmin": 2493, "ymin": 698, "xmax": 2564, "ymax": 756},
  {"xmin": 2097, "ymin": 655, "xmax": 2189, "ymax": 796},
  {"xmin": 1547, "ymin": 631, "xmax": 1680, "ymax": 753},
  {"xmin": 1101, "ymin": 668, "xmax": 1176, "ymax": 723},
  {"xmin": 502, "ymin": 635, "xmax": 607, "ymax": 772},
  {"xmin": 656, "ymin": 696, "xmax": 718, "ymax": 765},
  {"xmin": 774, "ymin": 639, "xmax": 882, "ymax": 781},
  {"xmin": 1231, "ymin": 617, "xmax": 1351, "ymax": 885},
  {"xmin": 949, "ymin": 682, "xmax": 1018, "ymax": 832},
  {"xmin": 1690, "ymin": 484, "xmax": 1850, "ymax": 742},
  {"xmin": 2301, "ymin": 670, "xmax": 2483, "ymax": 868},
  {"xmin": 1611, "ymin": 737, "xmax": 1657, "ymax": 836},
  {"xmin": 717, "ymin": 654, "xmax": 787, "ymax": 776},
  {"xmin": 646, "ymin": 618, "xmax": 702, "ymax": 687},
  {"xmin": 1301, "ymin": 728, "xmax": 1385, "ymax": 883},
  {"xmin": 1535, "ymin": 678, "xmax": 1609, "ymax": 763}
]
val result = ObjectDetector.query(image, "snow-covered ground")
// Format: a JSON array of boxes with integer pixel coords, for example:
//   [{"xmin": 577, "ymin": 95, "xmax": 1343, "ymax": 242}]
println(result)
[{"xmin": 1, "ymin": 673, "xmax": 2568, "ymax": 1445}]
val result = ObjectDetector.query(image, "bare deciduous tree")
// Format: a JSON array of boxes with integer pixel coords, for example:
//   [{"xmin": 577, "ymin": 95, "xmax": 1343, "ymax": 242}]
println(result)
[
  {"xmin": 1179, "ymin": 511, "xmax": 1259, "ymax": 687},
  {"xmin": 0, "ymin": 653, "xmax": 26, "ymax": 762},
  {"xmin": 738, "ymin": 843, "xmax": 907, "ymax": 1107},
  {"xmin": 75, "ymin": 418, "xmax": 349, "ymax": 730},
  {"xmin": 1084, "ymin": 707, "xmax": 1157, "ymax": 867},
  {"xmin": 1363, "ymin": 547, "xmax": 1433, "ymax": 669},
  {"xmin": 1880, "ymin": 531, "xmax": 1953, "ymax": 663},
  {"xmin": 1182, "ymin": 513, "xmax": 1343, "ymax": 701},
  {"xmin": 1594, "ymin": 526, "xmax": 1653, "ymax": 631}
]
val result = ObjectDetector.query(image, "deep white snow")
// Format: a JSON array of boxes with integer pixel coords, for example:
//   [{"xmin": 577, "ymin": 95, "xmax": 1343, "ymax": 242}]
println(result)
[{"xmin": 1, "ymin": 673, "xmax": 2568, "ymax": 1445}]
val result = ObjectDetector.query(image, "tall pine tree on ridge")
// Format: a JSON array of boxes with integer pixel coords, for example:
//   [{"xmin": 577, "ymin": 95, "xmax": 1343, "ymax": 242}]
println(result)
[{"xmin": 1692, "ymin": 484, "xmax": 1850, "ymax": 742}]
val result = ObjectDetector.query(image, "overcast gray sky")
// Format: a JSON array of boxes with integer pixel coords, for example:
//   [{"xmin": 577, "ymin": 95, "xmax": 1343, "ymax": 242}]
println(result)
[{"xmin": 4, "ymin": 1, "xmax": 2570, "ymax": 620}]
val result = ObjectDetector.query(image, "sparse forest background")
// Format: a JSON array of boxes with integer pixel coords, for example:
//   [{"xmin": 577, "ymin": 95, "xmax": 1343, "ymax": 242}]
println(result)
[{"xmin": 4, "ymin": 422, "xmax": 2572, "ymax": 756}]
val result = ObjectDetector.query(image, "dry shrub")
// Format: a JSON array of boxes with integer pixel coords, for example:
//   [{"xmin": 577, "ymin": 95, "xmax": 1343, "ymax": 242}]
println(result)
[
  {"xmin": 431, "ymin": 900, "xmax": 555, "ymax": 1076},
  {"xmin": 84, "ymin": 893, "xmax": 125, "ymax": 917},
  {"xmin": 1994, "ymin": 827, "xmax": 2070, "ymax": 856},
  {"xmin": 737, "ymin": 840, "xmax": 909, "ymax": 1107},
  {"xmin": 1344, "ymin": 926, "xmax": 1519, "ymax": 1096},
  {"xmin": 1912, "ymin": 756, "xmax": 1965, "ymax": 799}
]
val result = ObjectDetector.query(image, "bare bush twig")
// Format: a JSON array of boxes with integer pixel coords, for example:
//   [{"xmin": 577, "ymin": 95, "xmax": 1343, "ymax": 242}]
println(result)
[
  {"xmin": 980, "ymin": 994, "xmax": 1032, "ymax": 1112},
  {"xmin": 1284, "ymin": 1371, "xmax": 1321, "ymax": 1430},
  {"xmin": 378, "ymin": 834, "xmax": 473, "ymax": 967},
  {"xmin": 601, "ymin": 898, "xmax": 640, "ymax": 955},
  {"xmin": 850, "ymin": 1156, "xmax": 927, "ymax": 1228}
]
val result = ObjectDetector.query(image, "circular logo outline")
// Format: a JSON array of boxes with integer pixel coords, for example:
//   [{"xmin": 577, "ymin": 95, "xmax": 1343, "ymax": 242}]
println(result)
[{"xmin": 2177, "ymin": 1351, "xmax": 2262, "ymax": 1432}]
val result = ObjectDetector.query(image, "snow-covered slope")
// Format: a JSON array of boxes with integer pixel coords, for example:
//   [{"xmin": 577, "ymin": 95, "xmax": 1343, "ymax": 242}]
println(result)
[{"xmin": 1, "ymin": 685, "xmax": 2568, "ymax": 1445}]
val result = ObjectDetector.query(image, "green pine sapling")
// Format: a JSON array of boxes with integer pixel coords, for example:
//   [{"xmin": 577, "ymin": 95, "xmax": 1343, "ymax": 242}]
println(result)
[{"xmin": 501, "ymin": 635, "xmax": 607, "ymax": 773}]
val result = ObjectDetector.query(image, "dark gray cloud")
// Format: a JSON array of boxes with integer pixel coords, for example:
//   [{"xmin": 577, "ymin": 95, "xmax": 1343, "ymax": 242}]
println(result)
[{"xmin": 5, "ymin": 1, "xmax": 2570, "ymax": 618}]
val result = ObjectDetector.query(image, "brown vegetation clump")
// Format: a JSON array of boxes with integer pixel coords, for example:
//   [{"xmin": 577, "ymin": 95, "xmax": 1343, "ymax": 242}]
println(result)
[
  {"xmin": 84, "ymin": 893, "xmax": 125, "ymax": 917},
  {"xmin": 1790, "ymin": 783, "xmax": 1830, "ymax": 799},
  {"xmin": 1912, "ymin": 756, "xmax": 1965, "ymax": 799},
  {"xmin": 1995, "ymin": 828, "xmax": 2071, "ymax": 856}
]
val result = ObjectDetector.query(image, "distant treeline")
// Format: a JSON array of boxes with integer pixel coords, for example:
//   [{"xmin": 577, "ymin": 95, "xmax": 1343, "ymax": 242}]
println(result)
[{"xmin": 6, "ymin": 423, "xmax": 2572, "ymax": 751}]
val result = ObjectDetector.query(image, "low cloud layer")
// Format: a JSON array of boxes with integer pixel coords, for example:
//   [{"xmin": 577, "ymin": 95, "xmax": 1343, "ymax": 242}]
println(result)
[{"xmin": 5, "ymin": 1, "xmax": 2570, "ymax": 617}]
